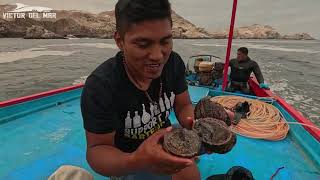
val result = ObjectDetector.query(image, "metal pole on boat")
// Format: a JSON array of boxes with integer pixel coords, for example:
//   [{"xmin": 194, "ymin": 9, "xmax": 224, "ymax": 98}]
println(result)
[{"xmin": 222, "ymin": 0, "xmax": 238, "ymax": 91}]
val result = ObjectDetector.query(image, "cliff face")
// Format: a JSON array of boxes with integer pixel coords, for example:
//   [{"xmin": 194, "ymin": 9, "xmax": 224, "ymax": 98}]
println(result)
[
  {"xmin": 0, "ymin": 4, "xmax": 210, "ymax": 39},
  {"xmin": 211, "ymin": 24, "xmax": 315, "ymax": 40},
  {"xmin": 171, "ymin": 11, "xmax": 211, "ymax": 39},
  {"xmin": 282, "ymin": 33, "xmax": 314, "ymax": 40},
  {"xmin": 24, "ymin": 25, "xmax": 64, "ymax": 39}
]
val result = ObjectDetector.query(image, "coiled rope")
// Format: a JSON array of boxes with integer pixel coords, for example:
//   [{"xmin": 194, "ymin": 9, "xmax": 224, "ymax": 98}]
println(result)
[{"xmin": 211, "ymin": 96, "xmax": 290, "ymax": 141}]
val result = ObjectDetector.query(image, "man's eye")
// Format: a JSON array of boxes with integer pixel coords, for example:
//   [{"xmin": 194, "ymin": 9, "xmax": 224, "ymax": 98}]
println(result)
[
  {"xmin": 161, "ymin": 41, "xmax": 170, "ymax": 46},
  {"xmin": 136, "ymin": 43, "xmax": 149, "ymax": 48}
]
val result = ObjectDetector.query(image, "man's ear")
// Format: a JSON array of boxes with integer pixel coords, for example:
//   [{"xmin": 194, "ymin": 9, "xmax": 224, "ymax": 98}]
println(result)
[{"xmin": 114, "ymin": 32, "xmax": 124, "ymax": 51}]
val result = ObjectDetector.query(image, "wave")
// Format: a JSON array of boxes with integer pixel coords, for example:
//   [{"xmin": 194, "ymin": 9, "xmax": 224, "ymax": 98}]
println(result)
[
  {"xmin": 269, "ymin": 78, "xmax": 319, "ymax": 125},
  {"xmin": 286, "ymin": 59, "xmax": 313, "ymax": 65},
  {"xmin": 269, "ymin": 79, "xmax": 289, "ymax": 92},
  {"xmin": 72, "ymin": 76, "xmax": 88, "ymax": 85},
  {"xmin": 0, "ymin": 48, "xmax": 77, "ymax": 64},
  {"xmin": 42, "ymin": 43, "xmax": 118, "ymax": 49},
  {"xmin": 192, "ymin": 43, "xmax": 320, "ymax": 54}
]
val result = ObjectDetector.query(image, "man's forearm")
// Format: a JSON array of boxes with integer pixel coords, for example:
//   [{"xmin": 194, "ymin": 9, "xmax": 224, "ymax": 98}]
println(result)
[
  {"xmin": 253, "ymin": 64, "xmax": 264, "ymax": 84},
  {"xmin": 175, "ymin": 104, "xmax": 194, "ymax": 129},
  {"xmin": 87, "ymin": 145, "xmax": 141, "ymax": 177}
]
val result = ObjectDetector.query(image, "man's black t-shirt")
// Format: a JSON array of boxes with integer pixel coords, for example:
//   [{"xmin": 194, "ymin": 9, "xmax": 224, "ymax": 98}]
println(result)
[{"xmin": 81, "ymin": 51, "xmax": 187, "ymax": 153}]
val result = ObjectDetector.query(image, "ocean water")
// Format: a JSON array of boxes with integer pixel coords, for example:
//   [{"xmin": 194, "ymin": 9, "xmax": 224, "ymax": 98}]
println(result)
[{"xmin": 0, "ymin": 38, "xmax": 319, "ymax": 126}]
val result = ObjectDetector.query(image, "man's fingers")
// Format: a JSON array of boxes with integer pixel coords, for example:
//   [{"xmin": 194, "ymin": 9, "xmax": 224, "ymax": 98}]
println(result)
[
  {"xmin": 192, "ymin": 156, "xmax": 199, "ymax": 161},
  {"xmin": 225, "ymin": 109, "xmax": 235, "ymax": 121},
  {"xmin": 158, "ymin": 148, "xmax": 193, "ymax": 166},
  {"xmin": 186, "ymin": 116, "xmax": 195, "ymax": 129}
]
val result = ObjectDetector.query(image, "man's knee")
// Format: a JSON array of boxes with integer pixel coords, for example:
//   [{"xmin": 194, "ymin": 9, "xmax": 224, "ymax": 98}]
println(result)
[
  {"xmin": 48, "ymin": 165, "xmax": 93, "ymax": 180},
  {"xmin": 240, "ymin": 85, "xmax": 252, "ymax": 95},
  {"xmin": 225, "ymin": 85, "xmax": 235, "ymax": 92},
  {"xmin": 173, "ymin": 162, "xmax": 200, "ymax": 180}
]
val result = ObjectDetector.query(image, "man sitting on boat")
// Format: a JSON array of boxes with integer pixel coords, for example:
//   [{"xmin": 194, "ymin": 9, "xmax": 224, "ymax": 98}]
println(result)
[
  {"xmin": 79, "ymin": 0, "xmax": 203, "ymax": 179},
  {"xmin": 226, "ymin": 47, "xmax": 269, "ymax": 94}
]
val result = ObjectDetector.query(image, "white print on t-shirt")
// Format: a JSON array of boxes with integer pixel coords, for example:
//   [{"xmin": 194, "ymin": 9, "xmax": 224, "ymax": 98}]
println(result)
[
  {"xmin": 149, "ymin": 103, "xmax": 154, "ymax": 117},
  {"xmin": 125, "ymin": 111, "xmax": 132, "ymax": 129},
  {"xmin": 153, "ymin": 102, "xmax": 161, "ymax": 115},
  {"xmin": 170, "ymin": 92, "xmax": 175, "ymax": 107},
  {"xmin": 164, "ymin": 93, "xmax": 170, "ymax": 110},
  {"xmin": 159, "ymin": 97, "xmax": 165, "ymax": 112},
  {"xmin": 124, "ymin": 91, "xmax": 175, "ymax": 140},
  {"xmin": 133, "ymin": 111, "xmax": 141, "ymax": 128},
  {"xmin": 141, "ymin": 104, "xmax": 151, "ymax": 124}
]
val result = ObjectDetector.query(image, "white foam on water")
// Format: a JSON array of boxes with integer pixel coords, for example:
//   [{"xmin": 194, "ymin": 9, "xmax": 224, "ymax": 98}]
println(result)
[
  {"xmin": 72, "ymin": 76, "xmax": 88, "ymax": 85},
  {"xmin": 292, "ymin": 94, "xmax": 306, "ymax": 101},
  {"xmin": 302, "ymin": 98, "xmax": 314, "ymax": 104},
  {"xmin": 309, "ymin": 114, "xmax": 320, "ymax": 119},
  {"xmin": 0, "ymin": 48, "xmax": 77, "ymax": 63},
  {"xmin": 192, "ymin": 43, "xmax": 320, "ymax": 54},
  {"xmin": 270, "ymin": 79, "xmax": 289, "ymax": 92},
  {"xmin": 286, "ymin": 99, "xmax": 295, "ymax": 105},
  {"xmin": 270, "ymin": 78, "xmax": 319, "ymax": 125},
  {"xmin": 42, "ymin": 43, "xmax": 118, "ymax": 49}
]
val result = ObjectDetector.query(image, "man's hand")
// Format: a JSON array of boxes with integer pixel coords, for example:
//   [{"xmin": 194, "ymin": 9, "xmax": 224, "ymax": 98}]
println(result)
[
  {"xmin": 174, "ymin": 90, "xmax": 195, "ymax": 130},
  {"xmin": 132, "ymin": 127, "xmax": 193, "ymax": 175},
  {"xmin": 259, "ymin": 83, "xmax": 270, "ymax": 89}
]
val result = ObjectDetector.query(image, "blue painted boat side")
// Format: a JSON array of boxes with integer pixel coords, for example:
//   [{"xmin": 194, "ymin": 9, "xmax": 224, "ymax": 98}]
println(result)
[
  {"xmin": 0, "ymin": 96, "xmax": 106, "ymax": 180},
  {"xmin": 0, "ymin": 86, "xmax": 319, "ymax": 180},
  {"xmin": 0, "ymin": 88, "xmax": 82, "ymax": 125}
]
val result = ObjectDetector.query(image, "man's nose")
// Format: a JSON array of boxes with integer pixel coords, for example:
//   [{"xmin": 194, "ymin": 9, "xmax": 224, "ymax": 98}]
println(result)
[{"xmin": 149, "ymin": 45, "xmax": 164, "ymax": 61}]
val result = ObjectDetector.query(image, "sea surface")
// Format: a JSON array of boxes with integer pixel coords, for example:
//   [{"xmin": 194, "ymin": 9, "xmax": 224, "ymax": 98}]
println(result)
[{"xmin": 0, "ymin": 38, "xmax": 319, "ymax": 126}]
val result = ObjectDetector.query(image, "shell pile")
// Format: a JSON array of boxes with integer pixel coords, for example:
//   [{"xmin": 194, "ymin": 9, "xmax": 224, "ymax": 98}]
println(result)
[{"xmin": 163, "ymin": 97, "xmax": 237, "ymax": 157}]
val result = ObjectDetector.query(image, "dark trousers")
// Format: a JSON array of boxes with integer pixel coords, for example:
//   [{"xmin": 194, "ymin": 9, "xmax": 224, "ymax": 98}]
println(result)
[{"xmin": 225, "ymin": 81, "xmax": 252, "ymax": 95}]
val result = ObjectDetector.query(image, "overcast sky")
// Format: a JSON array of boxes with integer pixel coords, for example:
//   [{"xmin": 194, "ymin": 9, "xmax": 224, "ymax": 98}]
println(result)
[{"xmin": 2, "ymin": 0, "xmax": 320, "ymax": 38}]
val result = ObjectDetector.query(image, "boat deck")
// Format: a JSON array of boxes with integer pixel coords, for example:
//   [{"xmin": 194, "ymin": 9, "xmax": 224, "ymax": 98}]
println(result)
[{"xmin": 0, "ymin": 86, "xmax": 319, "ymax": 180}]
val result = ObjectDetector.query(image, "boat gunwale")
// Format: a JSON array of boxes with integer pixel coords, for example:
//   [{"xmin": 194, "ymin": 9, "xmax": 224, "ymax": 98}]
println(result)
[{"xmin": 0, "ymin": 84, "xmax": 84, "ymax": 108}]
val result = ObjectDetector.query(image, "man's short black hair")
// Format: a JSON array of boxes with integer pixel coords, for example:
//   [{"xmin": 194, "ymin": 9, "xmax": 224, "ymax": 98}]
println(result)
[
  {"xmin": 115, "ymin": 0, "xmax": 172, "ymax": 37},
  {"xmin": 238, "ymin": 47, "xmax": 249, "ymax": 55}
]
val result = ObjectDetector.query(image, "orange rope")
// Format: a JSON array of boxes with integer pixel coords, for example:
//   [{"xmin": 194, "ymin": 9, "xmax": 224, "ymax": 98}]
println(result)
[{"xmin": 211, "ymin": 96, "xmax": 290, "ymax": 141}]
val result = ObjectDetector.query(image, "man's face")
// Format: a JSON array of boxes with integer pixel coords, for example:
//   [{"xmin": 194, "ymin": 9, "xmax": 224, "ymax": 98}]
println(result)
[
  {"xmin": 237, "ymin": 51, "xmax": 247, "ymax": 62},
  {"xmin": 115, "ymin": 19, "xmax": 173, "ymax": 80}
]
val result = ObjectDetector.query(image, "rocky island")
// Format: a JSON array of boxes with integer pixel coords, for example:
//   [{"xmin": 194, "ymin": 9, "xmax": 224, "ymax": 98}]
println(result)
[
  {"xmin": 211, "ymin": 24, "xmax": 315, "ymax": 40},
  {"xmin": 0, "ymin": 4, "xmax": 315, "ymax": 40},
  {"xmin": 0, "ymin": 4, "xmax": 210, "ymax": 39}
]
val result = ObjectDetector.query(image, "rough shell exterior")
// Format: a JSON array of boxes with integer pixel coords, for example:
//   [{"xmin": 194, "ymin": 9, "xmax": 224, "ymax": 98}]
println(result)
[
  {"xmin": 195, "ymin": 96, "xmax": 231, "ymax": 126},
  {"xmin": 163, "ymin": 128, "xmax": 201, "ymax": 158},
  {"xmin": 193, "ymin": 118, "xmax": 236, "ymax": 154}
]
